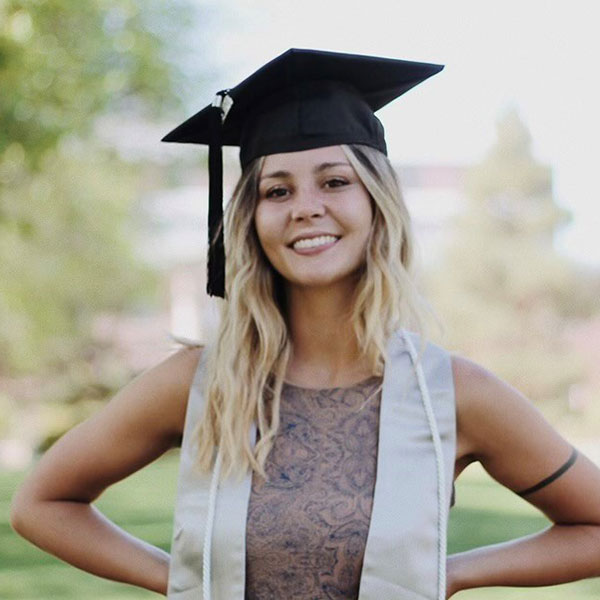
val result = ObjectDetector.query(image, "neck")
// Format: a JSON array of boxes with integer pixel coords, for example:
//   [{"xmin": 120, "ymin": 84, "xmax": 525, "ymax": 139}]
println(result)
[{"xmin": 284, "ymin": 282, "xmax": 372, "ymax": 387}]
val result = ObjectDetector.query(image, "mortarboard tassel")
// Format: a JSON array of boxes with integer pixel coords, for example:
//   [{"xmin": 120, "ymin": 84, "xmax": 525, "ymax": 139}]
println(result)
[{"xmin": 206, "ymin": 91, "xmax": 229, "ymax": 298}]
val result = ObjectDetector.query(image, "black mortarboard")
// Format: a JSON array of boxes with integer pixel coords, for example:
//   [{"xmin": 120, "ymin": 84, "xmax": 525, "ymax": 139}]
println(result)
[{"xmin": 162, "ymin": 48, "xmax": 443, "ymax": 298}]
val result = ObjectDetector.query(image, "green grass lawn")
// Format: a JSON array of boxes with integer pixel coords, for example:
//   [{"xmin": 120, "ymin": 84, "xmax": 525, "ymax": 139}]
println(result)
[{"xmin": 2, "ymin": 454, "xmax": 599, "ymax": 599}]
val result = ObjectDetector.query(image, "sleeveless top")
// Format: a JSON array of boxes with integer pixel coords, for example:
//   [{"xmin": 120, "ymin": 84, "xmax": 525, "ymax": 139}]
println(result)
[
  {"xmin": 245, "ymin": 375, "xmax": 383, "ymax": 599},
  {"xmin": 167, "ymin": 329, "xmax": 456, "ymax": 600}
]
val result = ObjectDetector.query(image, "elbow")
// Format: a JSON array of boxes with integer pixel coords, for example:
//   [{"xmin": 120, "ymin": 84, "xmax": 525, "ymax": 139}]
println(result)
[
  {"xmin": 9, "ymin": 490, "xmax": 29, "ymax": 537},
  {"xmin": 9, "ymin": 486, "xmax": 38, "ymax": 539}
]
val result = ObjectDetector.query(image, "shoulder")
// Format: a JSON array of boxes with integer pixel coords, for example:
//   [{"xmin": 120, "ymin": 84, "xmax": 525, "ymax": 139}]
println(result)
[
  {"xmin": 450, "ymin": 353, "xmax": 497, "ymax": 461},
  {"xmin": 450, "ymin": 352, "xmax": 496, "ymax": 418},
  {"xmin": 140, "ymin": 344, "xmax": 204, "ymax": 435},
  {"xmin": 450, "ymin": 352, "xmax": 548, "ymax": 458},
  {"xmin": 450, "ymin": 352, "xmax": 574, "ymax": 492},
  {"xmin": 451, "ymin": 351, "xmax": 529, "ymax": 422},
  {"xmin": 149, "ymin": 344, "xmax": 204, "ymax": 391},
  {"xmin": 93, "ymin": 344, "xmax": 205, "ymax": 446}
]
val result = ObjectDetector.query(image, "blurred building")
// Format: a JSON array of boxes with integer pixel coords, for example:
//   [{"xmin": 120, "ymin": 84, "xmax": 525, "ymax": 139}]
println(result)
[{"xmin": 400, "ymin": 164, "xmax": 465, "ymax": 268}]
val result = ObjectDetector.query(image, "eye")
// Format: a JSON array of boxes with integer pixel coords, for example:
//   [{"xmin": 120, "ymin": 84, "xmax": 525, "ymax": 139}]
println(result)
[
  {"xmin": 324, "ymin": 177, "xmax": 349, "ymax": 188},
  {"xmin": 264, "ymin": 186, "xmax": 290, "ymax": 199}
]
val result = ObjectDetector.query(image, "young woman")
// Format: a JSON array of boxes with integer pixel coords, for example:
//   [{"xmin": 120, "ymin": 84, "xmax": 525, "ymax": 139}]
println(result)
[{"xmin": 10, "ymin": 49, "xmax": 600, "ymax": 600}]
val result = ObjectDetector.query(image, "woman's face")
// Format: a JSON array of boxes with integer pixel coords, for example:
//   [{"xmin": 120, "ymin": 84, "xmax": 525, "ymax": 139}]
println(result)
[{"xmin": 254, "ymin": 145, "xmax": 373, "ymax": 292}]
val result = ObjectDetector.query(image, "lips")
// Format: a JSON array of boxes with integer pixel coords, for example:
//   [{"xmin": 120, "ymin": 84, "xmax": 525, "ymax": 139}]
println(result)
[{"xmin": 292, "ymin": 234, "xmax": 340, "ymax": 250}]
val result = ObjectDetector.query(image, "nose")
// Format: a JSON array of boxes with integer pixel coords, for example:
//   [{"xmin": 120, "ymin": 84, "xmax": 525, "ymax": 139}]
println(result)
[{"xmin": 290, "ymin": 186, "xmax": 325, "ymax": 221}]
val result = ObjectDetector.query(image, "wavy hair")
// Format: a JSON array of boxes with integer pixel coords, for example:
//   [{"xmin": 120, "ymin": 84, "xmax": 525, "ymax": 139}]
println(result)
[{"xmin": 194, "ymin": 144, "xmax": 441, "ymax": 480}]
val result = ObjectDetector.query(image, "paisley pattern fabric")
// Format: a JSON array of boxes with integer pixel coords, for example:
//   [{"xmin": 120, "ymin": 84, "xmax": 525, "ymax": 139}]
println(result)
[{"xmin": 245, "ymin": 376, "xmax": 383, "ymax": 600}]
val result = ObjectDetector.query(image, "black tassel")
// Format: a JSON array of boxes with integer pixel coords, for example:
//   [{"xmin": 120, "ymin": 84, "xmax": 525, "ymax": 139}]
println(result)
[{"xmin": 207, "ymin": 102, "xmax": 225, "ymax": 298}]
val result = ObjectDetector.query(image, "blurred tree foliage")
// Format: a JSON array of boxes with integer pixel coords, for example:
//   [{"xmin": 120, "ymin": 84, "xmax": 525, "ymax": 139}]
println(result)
[
  {"xmin": 0, "ymin": 0, "xmax": 206, "ymax": 374},
  {"xmin": 426, "ymin": 108, "xmax": 589, "ymax": 402},
  {"xmin": 0, "ymin": 0, "xmax": 195, "ymax": 163}
]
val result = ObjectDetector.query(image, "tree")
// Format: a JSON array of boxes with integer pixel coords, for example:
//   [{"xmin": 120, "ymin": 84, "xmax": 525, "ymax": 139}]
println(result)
[
  {"xmin": 0, "ymin": 0, "xmax": 208, "ymax": 374},
  {"xmin": 0, "ymin": 0, "xmax": 197, "ymax": 165},
  {"xmin": 425, "ymin": 107, "xmax": 586, "ymax": 403}
]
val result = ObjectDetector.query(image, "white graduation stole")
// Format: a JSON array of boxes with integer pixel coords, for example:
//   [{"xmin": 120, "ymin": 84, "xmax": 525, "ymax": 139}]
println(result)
[{"xmin": 167, "ymin": 329, "xmax": 456, "ymax": 600}]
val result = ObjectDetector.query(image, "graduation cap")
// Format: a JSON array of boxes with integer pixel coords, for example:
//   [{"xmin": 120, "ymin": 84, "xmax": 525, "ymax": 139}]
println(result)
[{"xmin": 162, "ymin": 48, "xmax": 443, "ymax": 298}]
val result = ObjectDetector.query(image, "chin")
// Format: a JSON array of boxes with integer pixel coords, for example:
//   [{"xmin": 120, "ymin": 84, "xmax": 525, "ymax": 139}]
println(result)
[
  {"xmin": 286, "ymin": 271, "xmax": 362, "ymax": 291},
  {"xmin": 272, "ymin": 259, "xmax": 365, "ymax": 291}
]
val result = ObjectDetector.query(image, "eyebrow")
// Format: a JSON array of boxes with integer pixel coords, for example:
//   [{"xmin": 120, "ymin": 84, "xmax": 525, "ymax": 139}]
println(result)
[{"xmin": 260, "ymin": 161, "xmax": 351, "ymax": 181}]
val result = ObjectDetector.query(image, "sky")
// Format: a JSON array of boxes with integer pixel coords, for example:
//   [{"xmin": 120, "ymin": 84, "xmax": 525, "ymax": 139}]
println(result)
[{"xmin": 196, "ymin": 0, "xmax": 600, "ymax": 269}]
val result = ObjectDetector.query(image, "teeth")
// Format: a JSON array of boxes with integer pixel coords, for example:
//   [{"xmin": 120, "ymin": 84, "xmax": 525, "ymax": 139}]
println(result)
[{"xmin": 293, "ymin": 235, "xmax": 338, "ymax": 250}]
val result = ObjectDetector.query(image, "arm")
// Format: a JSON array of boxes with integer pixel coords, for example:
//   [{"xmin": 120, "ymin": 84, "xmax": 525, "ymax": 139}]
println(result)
[
  {"xmin": 447, "ymin": 354, "xmax": 600, "ymax": 597},
  {"xmin": 9, "ymin": 345, "xmax": 203, "ymax": 596}
]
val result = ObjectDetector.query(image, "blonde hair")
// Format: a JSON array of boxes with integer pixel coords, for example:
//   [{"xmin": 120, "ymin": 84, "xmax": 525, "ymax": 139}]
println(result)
[{"xmin": 195, "ymin": 144, "xmax": 441, "ymax": 480}]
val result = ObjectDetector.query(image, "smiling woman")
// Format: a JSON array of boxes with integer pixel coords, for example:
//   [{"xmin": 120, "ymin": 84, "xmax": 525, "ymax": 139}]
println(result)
[
  {"xmin": 10, "ymin": 48, "xmax": 600, "ymax": 600},
  {"xmin": 254, "ymin": 146, "xmax": 374, "ymax": 291}
]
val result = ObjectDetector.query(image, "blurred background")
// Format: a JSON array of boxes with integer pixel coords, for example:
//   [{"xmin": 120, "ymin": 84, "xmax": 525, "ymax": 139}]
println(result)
[{"xmin": 1, "ymin": 0, "xmax": 599, "ymax": 597}]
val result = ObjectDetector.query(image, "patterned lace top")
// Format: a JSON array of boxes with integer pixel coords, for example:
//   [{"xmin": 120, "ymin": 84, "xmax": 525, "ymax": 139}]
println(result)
[{"xmin": 245, "ymin": 375, "xmax": 383, "ymax": 600}]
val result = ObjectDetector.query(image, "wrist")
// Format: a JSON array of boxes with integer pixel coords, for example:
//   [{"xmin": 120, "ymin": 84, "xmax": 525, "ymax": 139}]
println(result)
[
  {"xmin": 446, "ymin": 552, "xmax": 472, "ymax": 596},
  {"xmin": 149, "ymin": 553, "xmax": 170, "ymax": 595}
]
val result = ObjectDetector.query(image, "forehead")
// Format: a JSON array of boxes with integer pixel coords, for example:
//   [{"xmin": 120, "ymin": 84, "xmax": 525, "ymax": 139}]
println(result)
[{"xmin": 260, "ymin": 145, "xmax": 350, "ymax": 175}]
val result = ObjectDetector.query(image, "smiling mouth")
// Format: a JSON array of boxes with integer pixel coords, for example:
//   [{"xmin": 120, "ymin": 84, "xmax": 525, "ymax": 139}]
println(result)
[{"xmin": 290, "ymin": 235, "xmax": 340, "ymax": 251}]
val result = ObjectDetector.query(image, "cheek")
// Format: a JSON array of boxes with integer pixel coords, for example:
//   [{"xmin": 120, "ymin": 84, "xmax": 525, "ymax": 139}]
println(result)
[
  {"xmin": 253, "ymin": 205, "xmax": 268, "ymax": 245},
  {"xmin": 349, "ymin": 195, "xmax": 375, "ymax": 236},
  {"xmin": 351, "ymin": 198, "xmax": 375, "ymax": 253},
  {"xmin": 254, "ymin": 205, "xmax": 280, "ymax": 253}
]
